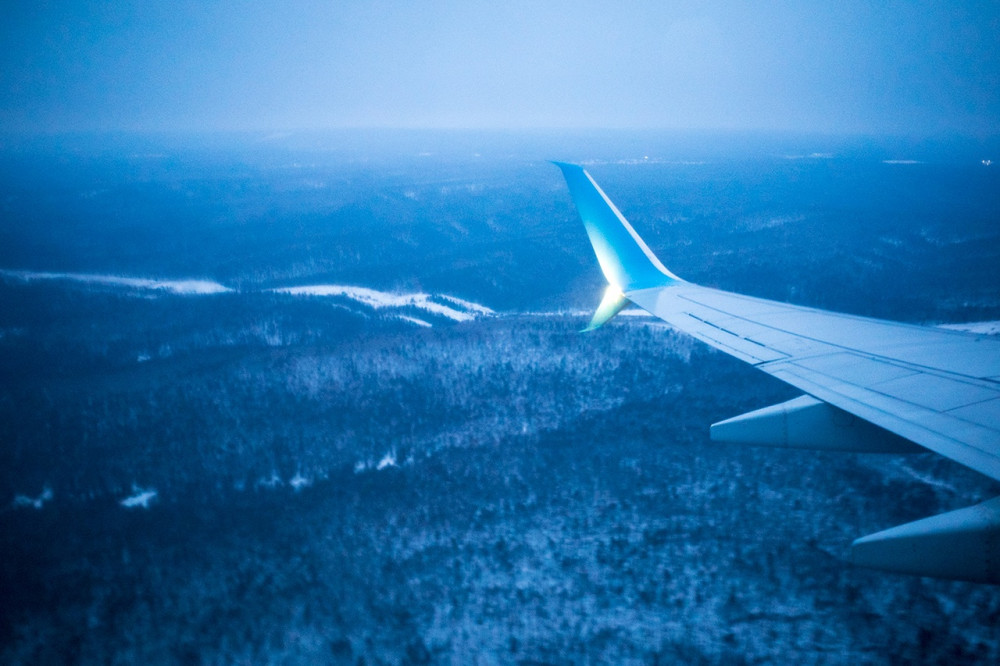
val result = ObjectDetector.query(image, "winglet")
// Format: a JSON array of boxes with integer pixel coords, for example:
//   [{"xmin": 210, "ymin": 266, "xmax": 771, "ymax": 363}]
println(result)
[
  {"xmin": 554, "ymin": 162, "xmax": 682, "ymax": 293},
  {"xmin": 582, "ymin": 285, "xmax": 630, "ymax": 332}
]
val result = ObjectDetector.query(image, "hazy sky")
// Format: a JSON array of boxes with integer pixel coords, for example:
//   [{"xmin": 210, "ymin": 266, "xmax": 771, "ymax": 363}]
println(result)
[{"xmin": 2, "ymin": 1, "xmax": 998, "ymax": 134}]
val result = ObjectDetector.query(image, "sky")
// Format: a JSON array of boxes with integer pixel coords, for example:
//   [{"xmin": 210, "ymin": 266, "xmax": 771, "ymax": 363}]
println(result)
[{"xmin": 2, "ymin": 0, "xmax": 998, "ymax": 135}]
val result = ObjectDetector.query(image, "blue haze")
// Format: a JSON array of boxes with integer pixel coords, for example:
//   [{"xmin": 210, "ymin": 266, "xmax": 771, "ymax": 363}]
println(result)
[
  {"xmin": 2, "ymin": 0, "xmax": 1000, "ymax": 661},
  {"xmin": 2, "ymin": 1, "xmax": 999, "ymax": 135},
  {"xmin": 1, "ymin": 126, "xmax": 1000, "ymax": 663}
]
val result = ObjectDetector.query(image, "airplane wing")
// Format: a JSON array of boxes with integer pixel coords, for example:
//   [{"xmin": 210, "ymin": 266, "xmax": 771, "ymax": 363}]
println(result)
[{"xmin": 555, "ymin": 162, "xmax": 1000, "ymax": 583}]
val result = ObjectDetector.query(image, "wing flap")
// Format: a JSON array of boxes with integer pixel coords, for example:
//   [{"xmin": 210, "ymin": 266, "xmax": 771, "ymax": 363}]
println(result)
[
  {"xmin": 768, "ymin": 359, "xmax": 1000, "ymax": 480},
  {"xmin": 951, "ymin": 398, "xmax": 1000, "ymax": 430}
]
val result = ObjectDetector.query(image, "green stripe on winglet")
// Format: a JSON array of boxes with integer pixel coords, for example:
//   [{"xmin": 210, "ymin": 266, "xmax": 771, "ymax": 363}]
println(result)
[{"xmin": 582, "ymin": 285, "xmax": 630, "ymax": 332}]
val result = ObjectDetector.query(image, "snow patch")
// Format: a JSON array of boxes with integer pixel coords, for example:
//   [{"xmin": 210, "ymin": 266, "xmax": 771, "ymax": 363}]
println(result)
[
  {"xmin": 13, "ymin": 487, "xmax": 53, "ymax": 510},
  {"xmin": 258, "ymin": 473, "xmax": 283, "ymax": 489},
  {"xmin": 2, "ymin": 270, "xmax": 230, "ymax": 295},
  {"xmin": 416, "ymin": 299, "xmax": 476, "ymax": 321},
  {"xmin": 289, "ymin": 473, "xmax": 312, "ymax": 491},
  {"xmin": 893, "ymin": 462, "xmax": 958, "ymax": 494},
  {"xmin": 939, "ymin": 321, "xmax": 1000, "ymax": 336},
  {"xmin": 437, "ymin": 294, "xmax": 495, "ymax": 316},
  {"xmin": 519, "ymin": 309, "xmax": 591, "ymax": 318},
  {"xmin": 398, "ymin": 315, "xmax": 432, "ymax": 328},
  {"xmin": 272, "ymin": 284, "xmax": 492, "ymax": 322},
  {"xmin": 376, "ymin": 451, "xmax": 397, "ymax": 470},
  {"xmin": 783, "ymin": 153, "xmax": 834, "ymax": 160},
  {"xmin": 121, "ymin": 487, "xmax": 157, "ymax": 509},
  {"xmin": 355, "ymin": 451, "xmax": 399, "ymax": 474}
]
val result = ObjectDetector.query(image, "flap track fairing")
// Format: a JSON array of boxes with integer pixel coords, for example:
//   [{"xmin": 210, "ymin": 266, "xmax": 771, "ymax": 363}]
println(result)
[{"xmin": 710, "ymin": 395, "xmax": 922, "ymax": 453}]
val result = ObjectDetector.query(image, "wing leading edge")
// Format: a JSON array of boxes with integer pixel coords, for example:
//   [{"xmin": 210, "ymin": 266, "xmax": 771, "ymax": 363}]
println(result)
[{"xmin": 554, "ymin": 162, "xmax": 1000, "ymax": 583}]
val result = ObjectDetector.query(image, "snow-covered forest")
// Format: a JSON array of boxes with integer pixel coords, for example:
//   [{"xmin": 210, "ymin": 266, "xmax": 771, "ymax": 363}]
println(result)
[{"xmin": 3, "ymin": 132, "xmax": 1000, "ymax": 663}]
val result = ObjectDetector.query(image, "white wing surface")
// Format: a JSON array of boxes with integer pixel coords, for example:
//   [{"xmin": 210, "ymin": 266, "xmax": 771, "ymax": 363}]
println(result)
[{"xmin": 555, "ymin": 162, "xmax": 1000, "ymax": 583}]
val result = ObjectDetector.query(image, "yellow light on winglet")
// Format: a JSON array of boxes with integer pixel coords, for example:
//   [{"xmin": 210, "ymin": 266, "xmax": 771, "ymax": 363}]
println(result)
[{"xmin": 582, "ymin": 283, "xmax": 630, "ymax": 332}]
